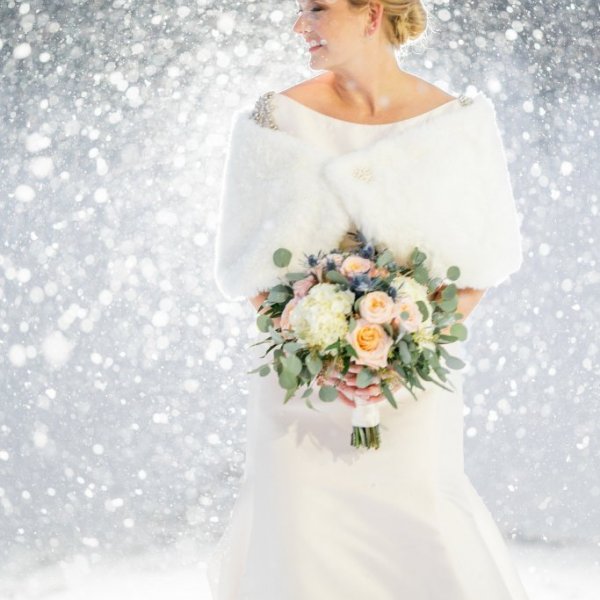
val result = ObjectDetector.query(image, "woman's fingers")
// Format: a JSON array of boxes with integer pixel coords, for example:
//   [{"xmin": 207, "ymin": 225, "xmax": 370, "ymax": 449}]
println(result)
[{"xmin": 337, "ymin": 389, "xmax": 356, "ymax": 408}]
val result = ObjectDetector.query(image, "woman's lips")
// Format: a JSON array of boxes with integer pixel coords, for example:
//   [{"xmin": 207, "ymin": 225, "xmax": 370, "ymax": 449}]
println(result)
[{"xmin": 309, "ymin": 44, "xmax": 324, "ymax": 52}]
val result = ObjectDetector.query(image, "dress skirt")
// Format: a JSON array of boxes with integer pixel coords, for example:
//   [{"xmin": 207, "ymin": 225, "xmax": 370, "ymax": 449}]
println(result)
[{"xmin": 206, "ymin": 339, "xmax": 530, "ymax": 600}]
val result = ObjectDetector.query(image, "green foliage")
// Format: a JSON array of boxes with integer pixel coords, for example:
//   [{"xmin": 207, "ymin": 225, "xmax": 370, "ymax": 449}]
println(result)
[
  {"xmin": 397, "ymin": 339, "xmax": 412, "ymax": 364},
  {"xmin": 446, "ymin": 265, "xmax": 461, "ymax": 281},
  {"xmin": 416, "ymin": 300, "xmax": 429, "ymax": 321},
  {"xmin": 281, "ymin": 353, "xmax": 303, "ymax": 376},
  {"xmin": 285, "ymin": 271, "xmax": 309, "ymax": 282},
  {"xmin": 278, "ymin": 369, "xmax": 298, "ymax": 390},
  {"xmin": 273, "ymin": 248, "xmax": 292, "ymax": 268},
  {"xmin": 356, "ymin": 367, "xmax": 374, "ymax": 388},
  {"xmin": 325, "ymin": 270, "xmax": 349, "ymax": 286},
  {"xmin": 410, "ymin": 248, "xmax": 427, "ymax": 266},
  {"xmin": 267, "ymin": 284, "xmax": 292, "ymax": 304},
  {"xmin": 305, "ymin": 353, "xmax": 323, "ymax": 376},
  {"xmin": 380, "ymin": 381, "xmax": 398, "ymax": 409},
  {"xmin": 256, "ymin": 314, "xmax": 272, "ymax": 332},
  {"xmin": 319, "ymin": 386, "xmax": 338, "ymax": 402},
  {"xmin": 445, "ymin": 355, "xmax": 466, "ymax": 369},
  {"xmin": 450, "ymin": 323, "xmax": 468, "ymax": 341},
  {"xmin": 376, "ymin": 249, "xmax": 395, "ymax": 267},
  {"xmin": 412, "ymin": 265, "xmax": 429, "ymax": 284}
]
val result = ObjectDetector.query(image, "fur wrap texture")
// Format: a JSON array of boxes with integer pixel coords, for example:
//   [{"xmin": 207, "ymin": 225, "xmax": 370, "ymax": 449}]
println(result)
[{"xmin": 213, "ymin": 91, "xmax": 523, "ymax": 301}]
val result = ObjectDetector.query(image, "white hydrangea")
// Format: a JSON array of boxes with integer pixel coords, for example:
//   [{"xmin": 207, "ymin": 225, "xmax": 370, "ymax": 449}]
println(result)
[
  {"xmin": 289, "ymin": 283, "xmax": 355, "ymax": 352},
  {"xmin": 390, "ymin": 274, "xmax": 429, "ymax": 303}
]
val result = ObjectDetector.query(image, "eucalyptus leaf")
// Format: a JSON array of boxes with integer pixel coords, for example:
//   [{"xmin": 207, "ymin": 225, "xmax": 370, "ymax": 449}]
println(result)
[
  {"xmin": 285, "ymin": 271, "xmax": 309, "ymax": 282},
  {"xmin": 439, "ymin": 298, "xmax": 458, "ymax": 312},
  {"xmin": 273, "ymin": 248, "xmax": 292, "ymax": 268},
  {"xmin": 279, "ymin": 369, "xmax": 298, "ymax": 390},
  {"xmin": 325, "ymin": 270, "xmax": 349, "ymax": 285},
  {"xmin": 376, "ymin": 249, "xmax": 395, "ymax": 267},
  {"xmin": 319, "ymin": 386, "xmax": 338, "ymax": 402},
  {"xmin": 412, "ymin": 265, "xmax": 429, "ymax": 284},
  {"xmin": 348, "ymin": 316, "xmax": 357, "ymax": 333},
  {"xmin": 446, "ymin": 265, "xmax": 461, "ymax": 281},
  {"xmin": 416, "ymin": 300, "xmax": 429, "ymax": 321},
  {"xmin": 381, "ymin": 382, "xmax": 398, "ymax": 409},
  {"xmin": 449, "ymin": 322, "xmax": 468, "ymax": 341},
  {"xmin": 301, "ymin": 386, "xmax": 314, "ymax": 398},
  {"xmin": 268, "ymin": 290, "xmax": 290, "ymax": 304},
  {"xmin": 306, "ymin": 353, "xmax": 323, "ymax": 376},
  {"xmin": 283, "ymin": 341, "xmax": 301, "ymax": 353},
  {"xmin": 410, "ymin": 248, "xmax": 427, "ymax": 266},
  {"xmin": 445, "ymin": 355, "xmax": 466, "ymax": 369},
  {"xmin": 256, "ymin": 314, "xmax": 272, "ymax": 332},
  {"xmin": 441, "ymin": 284, "xmax": 457, "ymax": 299},
  {"xmin": 283, "ymin": 387, "xmax": 296, "ymax": 403},
  {"xmin": 356, "ymin": 367, "xmax": 374, "ymax": 388},
  {"xmin": 281, "ymin": 354, "xmax": 303, "ymax": 376},
  {"xmin": 398, "ymin": 340, "xmax": 412, "ymax": 364}
]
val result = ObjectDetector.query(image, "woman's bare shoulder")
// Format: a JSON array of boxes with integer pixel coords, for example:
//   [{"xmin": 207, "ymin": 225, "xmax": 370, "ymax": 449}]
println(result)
[
  {"xmin": 275, "ymin": 74, "xmax": 459, "ymax": 123},
  {"xmin": 277, "ymin": 74, "xmax": 332, "ymax": 106}
]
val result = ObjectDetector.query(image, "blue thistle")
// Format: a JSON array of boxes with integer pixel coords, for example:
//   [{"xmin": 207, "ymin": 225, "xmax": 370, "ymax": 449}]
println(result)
[
  {"xmin": 358, "ymin": 243, "xmax": 375, "ymax": 260},
  {"xmin": 305, "ymin": 253, "xmax": 319, "ymax": 267},
  {"xmin": 349, "ymin": 273, "xmax": 375, "ymax": 293}
]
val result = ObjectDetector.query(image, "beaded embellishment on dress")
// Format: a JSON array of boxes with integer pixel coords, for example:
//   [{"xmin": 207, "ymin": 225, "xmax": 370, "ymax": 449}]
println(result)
[{"xmin": 249, "ymin": 91, "xmax": 278, "ymax": 130}]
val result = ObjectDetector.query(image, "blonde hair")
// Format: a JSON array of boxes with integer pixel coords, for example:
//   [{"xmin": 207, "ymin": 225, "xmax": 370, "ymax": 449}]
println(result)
[{"xmin": 347, "ymin": 0, "xmax": 428, "ymax": 48}]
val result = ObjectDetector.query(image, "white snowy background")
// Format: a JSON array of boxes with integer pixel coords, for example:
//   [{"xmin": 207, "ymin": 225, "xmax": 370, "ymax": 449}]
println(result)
[{"xmin": 0, "ymin": 0, "xmax": 598, "ymax": 598}]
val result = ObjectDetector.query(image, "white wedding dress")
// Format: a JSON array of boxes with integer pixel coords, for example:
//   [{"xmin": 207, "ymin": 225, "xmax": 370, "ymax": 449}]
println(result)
[{"xmin": 207, "ymin": 93, "xmax": 530, "ymax": 600}]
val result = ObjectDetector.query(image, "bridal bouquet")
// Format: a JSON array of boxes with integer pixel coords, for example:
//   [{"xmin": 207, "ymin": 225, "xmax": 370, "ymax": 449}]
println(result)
[{"xmin": 247, "ymin": 230, "xmax": 468, "ymax": 450}]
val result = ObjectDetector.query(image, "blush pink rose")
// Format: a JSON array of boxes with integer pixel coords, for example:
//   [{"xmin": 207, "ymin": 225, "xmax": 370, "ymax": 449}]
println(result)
[
  {"xmin": 292, "ymin": 274, "xmax": 317, "ymax": 298},
  {"xmin": 322, "ymin": 253, "xmax": 344, "ymax": 268},
  {"xmin": 391, "ymin": 297, "xmax": 423, "ymax": 333},
  {"xmin": 340, "ymin": 255, "xmax": 373, "ymax": 277},
  {"xmin": 280, "ymin": 297, "xmax": 300, "ymax": 331},
  {"xmin": 346, "ymin": 318, "xmax": 393, "ymax": 369},
  {"xmin": 358, "ymin": 291, "xmax": 396, "ymax": 324},
  {"xmin": 309, "ymin": 263, "xmax": 325, "ymax": 283}
]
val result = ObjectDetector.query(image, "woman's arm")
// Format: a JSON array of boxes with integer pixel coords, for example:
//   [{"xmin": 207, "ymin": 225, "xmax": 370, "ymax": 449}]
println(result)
[{"xmin": 432, "ymin": 285, "xmax": 487, "ymax": 335}]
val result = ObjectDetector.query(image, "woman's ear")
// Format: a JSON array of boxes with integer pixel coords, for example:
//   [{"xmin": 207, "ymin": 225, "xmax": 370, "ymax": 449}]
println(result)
[{"xmin": 365, "ymin": 0, "xmax": 384, "ymax": 36}]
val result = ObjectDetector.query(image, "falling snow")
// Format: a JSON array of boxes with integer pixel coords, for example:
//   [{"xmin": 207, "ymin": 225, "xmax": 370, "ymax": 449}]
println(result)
[{"xmin": 0, "ymin": 0, "xmax": 598, "ymax": 597}]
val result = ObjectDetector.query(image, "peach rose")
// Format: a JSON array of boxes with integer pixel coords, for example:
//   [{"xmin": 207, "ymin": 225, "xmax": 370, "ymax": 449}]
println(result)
[
  {"xmin": 292, "ymin": 274, "xmax": 317, "ymax": 298},
  {"xmin": 391, "ymin": 297, "xmax": 423, "ymax": 333},
  {"xmin": 368, "ymin": 265, "xmax": 390, "ymax": 279},
  {"xmin": 340, "ymin": 255, "xmax": 373, "ymax": 277},
  {"xmin": 346, "ymin": 318, "xmax": 393, "ymax": 369},
  {"xmin": 358, "ymin": 291, "xmax": 396, "ymax": 324},
  {"xmin": 280, "ymin": 297, "xmax": 300, "ymax": 331}
]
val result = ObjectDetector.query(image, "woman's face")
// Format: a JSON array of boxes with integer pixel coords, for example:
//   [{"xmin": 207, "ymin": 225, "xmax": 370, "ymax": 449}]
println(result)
[{"xmin": 293, "ymin": 0, "xmax": 370, "ymax": 69}]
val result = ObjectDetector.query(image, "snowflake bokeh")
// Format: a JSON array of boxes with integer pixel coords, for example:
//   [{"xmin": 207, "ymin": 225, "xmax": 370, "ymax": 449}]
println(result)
[{"xmin": 0, "ymin": 0, "xmax": 598, "ymax": 583}]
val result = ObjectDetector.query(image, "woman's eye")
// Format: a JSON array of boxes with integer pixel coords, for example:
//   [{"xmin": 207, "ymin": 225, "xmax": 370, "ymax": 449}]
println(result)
[{"xmin": 296, "ymin": 7, "xmax": 324, "ymax": 13}]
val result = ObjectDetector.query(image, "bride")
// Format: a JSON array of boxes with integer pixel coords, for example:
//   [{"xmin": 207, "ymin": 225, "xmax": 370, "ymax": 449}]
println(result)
[{"xmin": 209, "ymin": 1, "xmax": 530, "ymax": 598}]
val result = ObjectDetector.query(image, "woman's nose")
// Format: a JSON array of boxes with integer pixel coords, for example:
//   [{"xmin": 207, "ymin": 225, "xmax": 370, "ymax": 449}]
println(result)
[{"xmin": 292, "ymin": 13, "xmax": 311, "ymax": 35}]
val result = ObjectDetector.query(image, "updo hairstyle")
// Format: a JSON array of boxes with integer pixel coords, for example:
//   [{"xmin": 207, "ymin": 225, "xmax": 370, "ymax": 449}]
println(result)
[{"xmin": 347, "ymin": 0, "xmax": 428, "ymax": 48}]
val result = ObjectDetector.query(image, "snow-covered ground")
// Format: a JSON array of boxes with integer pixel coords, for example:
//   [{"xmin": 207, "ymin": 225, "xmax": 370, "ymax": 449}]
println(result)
[{"xmin": 1, "ymin": 539, "xmax": 598, "ymax": 600}]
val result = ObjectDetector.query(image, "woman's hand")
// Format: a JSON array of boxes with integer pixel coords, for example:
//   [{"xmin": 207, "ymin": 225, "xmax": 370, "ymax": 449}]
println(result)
[
  {"xmin": 318, "ymin": 364, "xmax": 385, "ymax": 408},
  {"xmin": 248, "ymin": 291, "xmax": 281, "ymax": 329}
]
